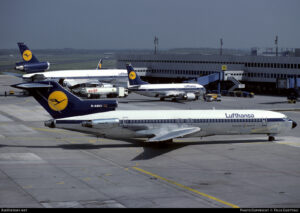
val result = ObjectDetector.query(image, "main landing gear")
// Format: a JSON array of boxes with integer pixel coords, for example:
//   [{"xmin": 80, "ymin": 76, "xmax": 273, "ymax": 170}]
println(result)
[{"xmin": 268, "ymin": 134, "xmax": 276, "ymax": 141}]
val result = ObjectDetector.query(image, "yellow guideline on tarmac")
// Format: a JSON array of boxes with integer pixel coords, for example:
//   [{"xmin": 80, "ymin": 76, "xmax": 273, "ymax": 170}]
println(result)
[{"xmin": 132, "ymin": 167, "xmax": 239, "ymax": 208}]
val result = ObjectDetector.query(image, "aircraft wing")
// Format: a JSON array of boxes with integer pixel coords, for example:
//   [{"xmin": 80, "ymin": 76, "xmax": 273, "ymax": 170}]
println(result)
[
  {"xmin": 23, "ymin": 73, "xmax": 46, "ymax": 81},
  {"xmin": 147, "ymin": 127, "xmax": 200, "ymax": 142},
  {"xmin": 128, "ymin": 85, "xmax": 140, "ymax": 90}
]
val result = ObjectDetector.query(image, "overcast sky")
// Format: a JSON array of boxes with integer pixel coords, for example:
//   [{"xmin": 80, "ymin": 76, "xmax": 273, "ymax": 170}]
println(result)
[{"xmin": 0, "ymin": 0, "xmax": 299, "ymax": 49}]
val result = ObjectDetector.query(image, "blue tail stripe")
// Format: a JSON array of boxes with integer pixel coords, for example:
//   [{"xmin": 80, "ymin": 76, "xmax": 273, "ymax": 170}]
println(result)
[
  {"xmin": 16, "ymin": 42, "xmax": 50, "ymax": 73},
  {"xmin": 17, "ymin": 42, "xmax": 39, "ymax": 63},
  {"xmin": 126, "ymin": 64, "xmax": 148, "ymax": 85}
]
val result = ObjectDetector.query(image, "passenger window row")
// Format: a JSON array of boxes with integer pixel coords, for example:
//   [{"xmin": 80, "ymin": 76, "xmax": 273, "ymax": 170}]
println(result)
[{"xmin": 121, "ymin": 119, "xmax": 267, "ymax": 124}]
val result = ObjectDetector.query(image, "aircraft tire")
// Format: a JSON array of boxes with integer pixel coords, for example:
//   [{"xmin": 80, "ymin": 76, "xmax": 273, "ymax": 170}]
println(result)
[{"xmin": 268, "ymin": 136, "xmax": 275, "ymax": 141}]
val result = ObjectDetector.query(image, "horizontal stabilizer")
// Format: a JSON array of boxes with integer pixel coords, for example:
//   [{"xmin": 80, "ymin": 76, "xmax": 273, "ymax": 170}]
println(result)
[
  {"xmin": 22, "ymin": 73, "xmax": 46, "ymax": 81},
  {"xmin": 148, "ymin": 127, "xmax": 200, "ymax": 142},
  {"xmin": 12, "ymin": 82, "xmax": 53, "ymax": 89}
]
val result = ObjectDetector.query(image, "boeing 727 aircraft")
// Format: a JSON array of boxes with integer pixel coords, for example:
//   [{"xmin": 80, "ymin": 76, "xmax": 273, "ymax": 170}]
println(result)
[
  {"xmin": 12, "ymin": 81, "xmax": 297, "ymax": 142},
  {"xmin": 15, "ymin": 43, "xmax": 128, "ymax": 87},
  {"xmin": 126, "ymin": 64, "xmax": 206, "ymax": 101}
]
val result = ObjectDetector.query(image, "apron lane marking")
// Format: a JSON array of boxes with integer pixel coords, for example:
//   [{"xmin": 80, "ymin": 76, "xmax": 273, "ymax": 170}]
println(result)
[{"xmin": 132, "ymin": 166, "xmax": 239, "ymax": 208}]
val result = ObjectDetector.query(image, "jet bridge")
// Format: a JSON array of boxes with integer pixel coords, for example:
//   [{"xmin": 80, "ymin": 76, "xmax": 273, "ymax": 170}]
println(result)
[
  {"xmin": 196, "ymin": 70, "xmax": 245, "ymax": 93},
  {"xmin": 280, "ymin": 77, "xmax": 300, "ymax": 103},
  {"xmin": 286, "ymin": 78, "xmax": 300, "ymax": 89},
  {"xmin": 196, "ymin": 72, "xmax": 223, "ymax": 86}
]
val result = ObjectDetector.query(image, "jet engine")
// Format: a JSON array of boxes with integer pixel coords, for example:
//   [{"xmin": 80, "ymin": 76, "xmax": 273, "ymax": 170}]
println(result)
[
  {"xmin": 82, "ymin": 118, "xmax": 119, "ymax": 129},
  {"xmin": 44, "ymin": 119, "xmax": 56, "ymax": 128},
  {"xmin": 183, "ymin": 93, "xmax": 197, "ymax": 100},
  {"xmin": 15, "ymin": 62, "xmax": 50, "ymax": 73}
]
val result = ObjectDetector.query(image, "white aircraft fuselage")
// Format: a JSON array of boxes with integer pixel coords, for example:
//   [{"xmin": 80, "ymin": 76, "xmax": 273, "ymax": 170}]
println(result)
[
  {"xmin": 125, "ymin": 64, "xmax": 205, "ymax": 101},
  {"xmin": 47, "ymin": 109, "xmax": 295, "ymax": 142},
  {"xmin": 22, "ymin": 69, "xmax": 128, "ymax": 87},
  {"xmin": 129, "ymin": 83, "xmax": 206, "ymax": 100}
]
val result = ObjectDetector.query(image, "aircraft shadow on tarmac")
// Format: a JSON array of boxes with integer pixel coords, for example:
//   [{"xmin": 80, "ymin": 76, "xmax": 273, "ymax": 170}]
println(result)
[
  {"xmin": 130, "ymin": 139, "xmax": 269, "ymax": 160},
  {"xmin": 0, "ymin": 138, "xmax": 269, "ymax": 161},
  {"xmin": 259, "ymin": 101, "xmax": 291, "ymax": 105}
]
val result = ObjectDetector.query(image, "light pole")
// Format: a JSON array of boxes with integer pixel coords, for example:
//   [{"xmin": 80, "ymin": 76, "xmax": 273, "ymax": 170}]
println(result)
[
  {"xmin": 275, "ymin": 35, "xmax": 278, "ymax": 56},
  {"xmin": 220, "ymin": 38, "xmax": 223, "ymax": 55},
  {"xmin": 154, "ymin": 36, "xmax": 159, "ymax": 55}
]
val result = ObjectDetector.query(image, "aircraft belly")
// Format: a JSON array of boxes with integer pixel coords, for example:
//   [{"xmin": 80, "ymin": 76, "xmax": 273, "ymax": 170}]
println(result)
[
  {"xmin": 55, "ymin": 123, "xmax": 135, "ymax": 138},
  {"xmin": 54, "ymin": 121, "xmax": 291, "ymax": 141},
  {"xmin": 56, "ymin": 124, "xmax": 104, "ymax": 136},
  {"xmin": 267, "ymin": 121, "xmax": 291, "ymax": 134},
  {"xmin": 132, "ymin": 90, "xmax": 161, "ymax": 98},
  {"xmin": 143, "ymin": 91, "xmax": 156, "ymax": 97},
  {"xmin": 103, "ymin": 127, "xmax": 136, "ymax": 139},
  {"xmin": 134, "ymin": 91, "xmax": 147, "ymax": 96},
  {"xmin": 200, "ymin": 123, "xmax": 267, "ymax": 135}
]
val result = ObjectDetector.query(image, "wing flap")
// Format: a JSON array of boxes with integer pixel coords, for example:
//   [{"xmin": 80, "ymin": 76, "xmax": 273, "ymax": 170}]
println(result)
[{"xmin": 148, "ymin": 127, "xmax": 200, "ymax": 142}]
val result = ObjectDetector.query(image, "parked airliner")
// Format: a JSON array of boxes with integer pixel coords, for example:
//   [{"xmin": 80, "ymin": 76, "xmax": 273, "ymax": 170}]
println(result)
[
  {"xmin": 15, "ymin": 42, "xmax": 128, "ymax": 87},
  {"xmin": 126, "ymin": 64, "xmax": 206, "ymax": 101},
  {"xmin": 12, "ymin": 81, "xmax": 297, "ymax": 142}
]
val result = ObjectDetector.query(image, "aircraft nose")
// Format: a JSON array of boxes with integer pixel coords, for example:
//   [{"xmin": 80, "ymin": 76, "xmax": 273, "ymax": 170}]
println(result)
[{"xmin": 292, "ymin": 121, "xmax": 297, "ymax": 129}]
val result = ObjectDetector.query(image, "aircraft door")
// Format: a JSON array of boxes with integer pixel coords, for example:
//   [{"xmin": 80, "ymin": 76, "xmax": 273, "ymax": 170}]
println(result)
[
  {"xmin": 176, "ymin": 118, "xmax": 191, "ymax": 126},
  {"xmin": 176, "ymin": 118, "xmax": 184, "ymax": 126},
  {"xmin": 262, "ymin": 118, "xmax": 267, "ymax": 126},
  {"xmin": 122, "ymin": 117, "xmax": 129, "ymax": 128}
]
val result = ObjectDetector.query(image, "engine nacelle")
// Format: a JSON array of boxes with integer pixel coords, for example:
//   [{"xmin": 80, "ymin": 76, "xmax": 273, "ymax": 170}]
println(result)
[
  {"xmin": 183, "ymin": 93, "xmax": 196, "ymax": 100},
  {"xmin": 15, "ymin": 62, "xmax": 50, "ymax": 73},
  {"xmin": 82, "ymin": 118, "xmax": 119, "ymax": 129},
  {"xmin": 44, "ymin": 119, "xmax": 56, "ymax": 128}
]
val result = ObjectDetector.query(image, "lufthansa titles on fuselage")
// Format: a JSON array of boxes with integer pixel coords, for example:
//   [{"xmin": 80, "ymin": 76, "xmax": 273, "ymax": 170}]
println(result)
[{"xmin": 225, "ymin": 113, "xmax": 255, "ymax": 119}]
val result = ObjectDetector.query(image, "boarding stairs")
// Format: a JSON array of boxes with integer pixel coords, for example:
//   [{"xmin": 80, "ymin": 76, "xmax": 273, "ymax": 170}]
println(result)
[
  {"xmin": 223, "ymin": 71, "xmax": 245, "ymax": 92},
  {"xmin": 226, "ymin": 76, "xmax": 245, "ymax": 92}
]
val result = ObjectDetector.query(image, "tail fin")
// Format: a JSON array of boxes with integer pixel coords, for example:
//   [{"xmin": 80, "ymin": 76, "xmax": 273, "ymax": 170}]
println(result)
[
  {"xmin": 126, "ymin": 64, "xmax": 148, "ymax": 85},
  {"xmin": 96, "ymin": 59, "xmax": 103, "ymax": 70},
  {"xmin": 15, "ymin": 42, "xmax": 50, "ymax": 73},
  {"xmin": 11, "ymin": 81, "xmax": 118, "ymax": 119},
  {"xmin": 17, "ymin": 42, "xmax": 39, "ymax": 63}
]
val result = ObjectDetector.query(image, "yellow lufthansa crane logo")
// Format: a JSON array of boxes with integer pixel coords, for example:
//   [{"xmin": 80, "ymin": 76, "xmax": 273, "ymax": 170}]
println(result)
[
  {"xmin": 22, "ymin": 50, "xmax": 32, "ymax": 61},
  {"xmin": 129, "ymin": 71, "xmax": 136, "ymax": 80},
  {"xmin": 48, "ymin": 91, "xmax": 68, "ymax": 111},
  {"xmin": 221, "ymin": 65, "xmax": 227, "ymax": 71}
]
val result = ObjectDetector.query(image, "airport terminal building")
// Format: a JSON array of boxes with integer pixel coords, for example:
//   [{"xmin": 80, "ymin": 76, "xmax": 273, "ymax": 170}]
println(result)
[{"xmin": 116, "ymin": 52, "xmax": 300, "ymax": 95}]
